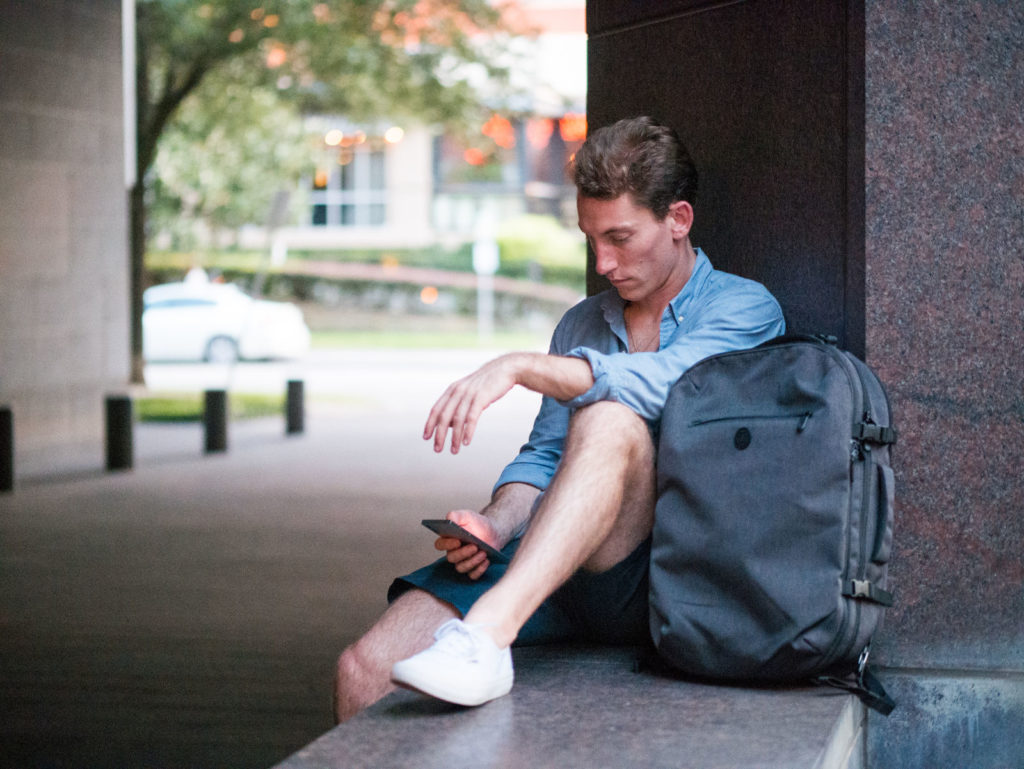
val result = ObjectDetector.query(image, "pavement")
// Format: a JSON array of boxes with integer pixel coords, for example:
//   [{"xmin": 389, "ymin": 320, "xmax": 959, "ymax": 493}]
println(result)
[{"xmin": 0, "ymin": 348, "xmax": 543, "ymax": 769}]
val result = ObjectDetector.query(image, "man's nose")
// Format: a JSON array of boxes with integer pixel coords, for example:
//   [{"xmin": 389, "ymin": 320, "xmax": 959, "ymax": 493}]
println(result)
[{"xmin": 593, "ymin": 244, "xmax": 616, "ymax": 275}]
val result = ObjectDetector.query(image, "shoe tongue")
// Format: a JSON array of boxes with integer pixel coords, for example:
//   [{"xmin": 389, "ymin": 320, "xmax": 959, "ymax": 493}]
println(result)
[{"xmin": 438, "ymin": 620, "xmax": 478, "ymax": 653}]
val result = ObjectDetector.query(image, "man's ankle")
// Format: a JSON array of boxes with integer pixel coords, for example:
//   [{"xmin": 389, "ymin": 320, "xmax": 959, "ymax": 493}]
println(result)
[{"xmin": 461, "ymin": 613, "xmax": 515, "ymax": 648}]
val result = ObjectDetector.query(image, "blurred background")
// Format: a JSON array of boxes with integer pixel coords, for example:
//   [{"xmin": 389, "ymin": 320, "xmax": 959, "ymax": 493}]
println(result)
[
  {"xmin": 2, "ymin": 2, "xmax": 588, "ymax": 766},
  {"xmin": 138, "ymin": 0, "xmax": 588, "ymax": 377}
]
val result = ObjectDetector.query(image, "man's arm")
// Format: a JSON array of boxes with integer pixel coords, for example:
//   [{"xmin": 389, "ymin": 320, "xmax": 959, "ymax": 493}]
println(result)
[
  {"xmin": 439, "ymin": 482, "xmax": 541, "ymax": 580},
  {"xmin": 563, "ymin": 287, "xmax": 785, "ymax": 421},
  {"xmin": 423, "ymin": 351, "xmax": 593, "ymax": 454}
]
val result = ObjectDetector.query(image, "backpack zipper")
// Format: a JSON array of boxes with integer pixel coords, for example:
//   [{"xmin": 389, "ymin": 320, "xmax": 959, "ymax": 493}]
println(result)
[
  {"xmin": 834, "ymin": 353, "xmax": 877, "ymax": 667},
  {"xmin": 689, "ymin": 411, "xmax": 813, "ymax": 432}
]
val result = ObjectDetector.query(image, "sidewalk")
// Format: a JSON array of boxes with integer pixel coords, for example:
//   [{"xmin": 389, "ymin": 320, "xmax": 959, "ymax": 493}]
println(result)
[{"xmin": 0, "ymin": 376, "xmax": 541, "ymax": 768}]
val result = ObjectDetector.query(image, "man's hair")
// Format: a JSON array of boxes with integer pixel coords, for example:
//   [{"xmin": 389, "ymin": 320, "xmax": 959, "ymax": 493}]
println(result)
[{"xmin": 572, "ymin": 116, "xmax": 698, "ymax": 219}]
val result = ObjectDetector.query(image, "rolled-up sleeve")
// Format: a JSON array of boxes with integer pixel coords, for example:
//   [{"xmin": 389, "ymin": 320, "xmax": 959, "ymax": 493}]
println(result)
[{"xmin": 561, "ymin": 285, "xmax": 784, "ymax": 421}]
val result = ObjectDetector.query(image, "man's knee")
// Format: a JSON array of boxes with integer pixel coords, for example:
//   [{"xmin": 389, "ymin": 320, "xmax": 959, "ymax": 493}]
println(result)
[
  {"xmin": 336, "ymin": 640, "xmax": 371, "ymax": 688},
  {"xmin": 569, "ymin": 401, "xmax": 653, "ymax": 459},
  {"xmin": 336, "ymin": 589, "xmax": 459, "ymax": 687},
  {"xmin": 333, "ymin": 589, "xmax": 461, "ymax": 721},
  {"xmin": 333, "ymin": 632, "xmax": 399, "ymax": 722}
]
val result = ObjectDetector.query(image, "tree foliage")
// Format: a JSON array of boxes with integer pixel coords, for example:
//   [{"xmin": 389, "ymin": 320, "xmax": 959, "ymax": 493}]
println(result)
[
  {"xmin": 149, "ymin": 63, "xmax": 314, "ymax": 246},
  {"xmin": 130, "ymin": 0, "xmax": 523, "ymax": 380},
  {"xmin": 136, "ymin": 0, "xmax": 514, "ymax": 174}
]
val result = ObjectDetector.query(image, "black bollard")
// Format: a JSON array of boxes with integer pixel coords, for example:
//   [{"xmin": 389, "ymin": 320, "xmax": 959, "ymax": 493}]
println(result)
[
  {"xmin": 105, "ymin": 395, "xmax": 134, "ymax": 471},
  {"xmin": 1, "ymin": 406, "xmax": 12, "ymax": 492},
  {"xmin": 204, "ymin": 390, "xmax": 228, "ymax": 453},
  {"xmin": 286, "ymin": 379, "xmax": 304, "ymax": 435}
]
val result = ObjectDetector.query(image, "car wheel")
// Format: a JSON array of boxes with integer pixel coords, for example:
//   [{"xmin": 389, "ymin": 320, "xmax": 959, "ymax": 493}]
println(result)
[{"xmin": 205, "ymin": 336, "xmax": 239, "ymax": 364}]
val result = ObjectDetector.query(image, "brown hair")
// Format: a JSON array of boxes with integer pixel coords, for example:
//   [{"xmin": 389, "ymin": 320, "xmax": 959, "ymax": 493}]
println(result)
[{"xmin": 572, "ymin": 116, "xmax": 698, "ymax": 219}]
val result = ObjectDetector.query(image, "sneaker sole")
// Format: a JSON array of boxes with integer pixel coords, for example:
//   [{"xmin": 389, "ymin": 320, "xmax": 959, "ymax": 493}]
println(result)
[{"xmin": 391, "ymin": 664, "xmax": 513, "ymax": 707}]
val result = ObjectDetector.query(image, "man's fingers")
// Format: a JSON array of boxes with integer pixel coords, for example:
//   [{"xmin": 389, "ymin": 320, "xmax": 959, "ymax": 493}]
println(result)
[
  {"xmin": 438, "ymin": 538, "xmax": 481, "ymax": 565},
  {"xmin": 424, "ymin": 359, "xmax": 514, "ymax": 454},
  {"xmin": 451, "ymin": 546, "xmax": 487, "ymax": 573},
  {"xmin": 448, "ymin": 392, "xmax": 481, "ymax": 453},
  {"xmin": 425, "ymin": 387, "xmax": 460, "ymax": 453},
  {"xmin": 433, "ymin": 536, "xmax": 462, "ymax": 553},
  {"xmin": 430, "ymin": 383, "xmax": 480, "ymax": 455}
]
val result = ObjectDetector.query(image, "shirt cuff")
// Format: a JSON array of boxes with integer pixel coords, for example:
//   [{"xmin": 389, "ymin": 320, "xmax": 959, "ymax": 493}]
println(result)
[
  {"xmin": 492, "ymin": 460, "xmax": 553, "ymax": 496},
  {"xmin": 560, "ymin": 347, "xmax": 617, "ymax": 410}
]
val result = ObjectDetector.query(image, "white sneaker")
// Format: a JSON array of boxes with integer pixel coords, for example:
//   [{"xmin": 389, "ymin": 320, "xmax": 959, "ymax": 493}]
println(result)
[{"xmin": 391, "ymin": 619, "xmax": 514, "ymax": 706}]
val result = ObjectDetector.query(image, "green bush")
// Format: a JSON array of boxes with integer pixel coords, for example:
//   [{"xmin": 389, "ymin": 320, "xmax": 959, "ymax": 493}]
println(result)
[
  {"xmin": 496, "ymin": 214, "xmax": 586, "ymax": 276},
  {"xmin": 136, "ymin": 392, "xmax": 285, "ymax": 422}
]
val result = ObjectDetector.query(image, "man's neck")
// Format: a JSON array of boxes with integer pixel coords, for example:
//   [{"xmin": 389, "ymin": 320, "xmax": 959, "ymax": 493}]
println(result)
[{"xmin": 629, "ymin": 241, "xmax": 698, "ymax": 321}]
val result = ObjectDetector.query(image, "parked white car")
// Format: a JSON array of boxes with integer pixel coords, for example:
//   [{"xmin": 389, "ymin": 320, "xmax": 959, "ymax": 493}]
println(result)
[{"xmin": 143, "ymin": 277, "xmax": 311, "ymax": 363}]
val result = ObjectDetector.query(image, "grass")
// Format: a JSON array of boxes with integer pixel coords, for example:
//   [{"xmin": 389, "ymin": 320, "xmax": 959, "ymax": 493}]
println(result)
[{"xmin": 136, "ymin": 392, "xmax": 286, "ymax": 422}]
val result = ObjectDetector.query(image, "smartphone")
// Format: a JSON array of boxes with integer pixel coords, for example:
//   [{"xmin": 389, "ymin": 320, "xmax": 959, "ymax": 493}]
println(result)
[{"xmin": 421, "ymin": 519, "xmax": 509, "ymax": 563}]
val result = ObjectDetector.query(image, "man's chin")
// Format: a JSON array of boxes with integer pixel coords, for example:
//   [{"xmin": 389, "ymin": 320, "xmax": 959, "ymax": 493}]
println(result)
[{"xmin": 612, "ymin": 283, "xmax": 640, "ymax": 301}]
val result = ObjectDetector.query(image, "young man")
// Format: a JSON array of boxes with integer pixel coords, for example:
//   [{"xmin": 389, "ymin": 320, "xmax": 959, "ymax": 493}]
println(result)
[{"xmin": 334, "ymin": 116, "xmax": 785, "ymax": 720}]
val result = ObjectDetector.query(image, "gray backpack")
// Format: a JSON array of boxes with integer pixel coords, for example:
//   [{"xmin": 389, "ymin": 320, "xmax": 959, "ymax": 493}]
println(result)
[{"xmin": 649, "ymin": 335, "xmax": 896, "ymax": 713}]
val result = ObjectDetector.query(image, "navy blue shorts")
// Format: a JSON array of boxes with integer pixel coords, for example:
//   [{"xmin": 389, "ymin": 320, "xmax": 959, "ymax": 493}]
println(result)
[{"xmin": 387, "ymin": 536, "xmax": 652, "ymax": 647}]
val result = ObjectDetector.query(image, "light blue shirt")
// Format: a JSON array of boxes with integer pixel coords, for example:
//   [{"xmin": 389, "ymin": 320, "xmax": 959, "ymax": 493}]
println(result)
[{"xmin": 494, "ymin": 249, "xmax": 785, "ymax": 493}]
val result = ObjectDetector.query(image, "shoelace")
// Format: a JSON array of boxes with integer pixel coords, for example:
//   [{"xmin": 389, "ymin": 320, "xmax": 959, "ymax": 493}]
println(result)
[{"xmin": 433, "ymin": 621, "xmax": 482, "ymax": 657}]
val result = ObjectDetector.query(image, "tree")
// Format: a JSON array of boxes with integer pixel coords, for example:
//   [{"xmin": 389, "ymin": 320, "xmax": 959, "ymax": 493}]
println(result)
[
  {"xmin": 132, "ymin": 0, "xmax": 519, "ymax": 381},
  {"xmin": 149, "ymin": 62, "xmax": 315, "ymax": 250}
]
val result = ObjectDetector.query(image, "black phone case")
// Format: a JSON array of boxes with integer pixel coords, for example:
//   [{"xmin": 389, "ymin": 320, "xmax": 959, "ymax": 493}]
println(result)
[{"xmin": 421, "ymin": 519, "xmax": 509, "ymax": 563}]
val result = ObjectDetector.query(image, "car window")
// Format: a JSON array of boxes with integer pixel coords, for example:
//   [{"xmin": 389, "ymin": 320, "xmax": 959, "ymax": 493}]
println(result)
[{"xmin": 145, "ymin": 298, "xmax": 219, "ymax": 309}]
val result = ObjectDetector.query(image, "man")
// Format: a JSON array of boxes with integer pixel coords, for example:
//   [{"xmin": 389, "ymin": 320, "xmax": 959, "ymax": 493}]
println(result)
[{"xmin": 334, "ymin": 116, "xmax": 785, "ymax": 721}]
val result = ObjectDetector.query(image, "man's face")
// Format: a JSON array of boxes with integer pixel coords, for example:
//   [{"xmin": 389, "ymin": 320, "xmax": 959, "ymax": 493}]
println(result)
[{"xmin": 577, "ymin": 193, "xmax": 686, "ymax": 304}]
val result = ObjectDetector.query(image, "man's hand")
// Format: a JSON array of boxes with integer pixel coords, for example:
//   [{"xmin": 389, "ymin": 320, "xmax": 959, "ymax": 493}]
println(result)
[
  {"xmin": 423, "ymin": 352, "xmax": 594, "ymax": 454},
  {"xmin": 423, "ymin": 356, "xmax": 518, "ymax": 454},
  {"xmin": 434, "ymin": 509, "xmax": 501, "ymax": 580}
]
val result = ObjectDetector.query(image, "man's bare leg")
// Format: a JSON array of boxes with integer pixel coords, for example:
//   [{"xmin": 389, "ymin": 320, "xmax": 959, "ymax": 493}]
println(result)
[
  {"xmin": 464, "ymin": 400, "xmax": 655, "ymax": 646},
  {"xmin": 333, "ymin": 589, "xmax": 458, "ymax": 722}
]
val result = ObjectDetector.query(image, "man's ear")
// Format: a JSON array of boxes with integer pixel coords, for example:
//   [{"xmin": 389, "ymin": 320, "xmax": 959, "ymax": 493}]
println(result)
[{"xmin": 668, "ymin": 200, "xmax": 694, "ymax": 239}]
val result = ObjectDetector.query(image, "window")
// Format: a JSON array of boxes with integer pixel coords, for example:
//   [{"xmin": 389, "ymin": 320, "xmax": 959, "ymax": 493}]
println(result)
[{"xmin": 310, "ymin": 145, "xmax": 388, "ymax": 227}]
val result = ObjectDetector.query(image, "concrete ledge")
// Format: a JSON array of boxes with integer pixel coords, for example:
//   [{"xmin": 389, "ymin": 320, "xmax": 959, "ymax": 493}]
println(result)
[{"xmin": 274, "ymin": 646, "xmax": 865, "ymax": 769}]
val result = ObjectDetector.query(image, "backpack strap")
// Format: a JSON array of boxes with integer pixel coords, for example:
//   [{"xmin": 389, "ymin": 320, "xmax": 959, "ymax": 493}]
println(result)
[{"xmin": 817, "ymin": 644, "xmax": 896, "ymax": 716}]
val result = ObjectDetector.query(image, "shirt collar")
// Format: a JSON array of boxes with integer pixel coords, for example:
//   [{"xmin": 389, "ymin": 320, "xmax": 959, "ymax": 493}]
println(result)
[
  {"xmin": 669, "ymin": 247, "xmax": 712, "ymax": 319},
  {"xmin": 600, "ymin": 247, "xmax": 713, "ymax": 343}
]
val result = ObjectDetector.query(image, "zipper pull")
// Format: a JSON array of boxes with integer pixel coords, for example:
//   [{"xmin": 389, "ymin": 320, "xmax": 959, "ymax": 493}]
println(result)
[{"xmin": 797, "ymin": 412, "xmax": 812, "ymax": 433}]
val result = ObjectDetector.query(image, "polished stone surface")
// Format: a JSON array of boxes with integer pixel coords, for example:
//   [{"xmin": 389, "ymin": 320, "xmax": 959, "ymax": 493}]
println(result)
[
  {"xmin": 868, "ymin": 671, "xmax": 1024, "ymax": 769},
  {"xmin": 865, "ymin": 1, "xmax": 1024, "ymax": 669},
  {"xmin": 275, "ymin": 646, "xmax": 863, "ymax": 769}
]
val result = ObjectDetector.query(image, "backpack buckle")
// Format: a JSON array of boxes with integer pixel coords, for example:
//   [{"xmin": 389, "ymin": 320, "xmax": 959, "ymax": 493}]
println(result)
[
  {"xmin": 844, "ymin": 579, "xmax": 895, "ymax": 606},
  {"xmin": 854, "ymin": 422, "xmax": 897, "ymax": 445}
]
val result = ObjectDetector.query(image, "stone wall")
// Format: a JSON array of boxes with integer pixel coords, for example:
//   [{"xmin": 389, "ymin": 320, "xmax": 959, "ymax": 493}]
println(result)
[
  {"xmin": 865, "ymin": 0, "xmax": 1023, "ymax": 672},
  {"xmin": 0, "ymin": 0, "xmax": 130, "ymax": 475},
  {"xmin": 865, "ymin": 2, "xmax": 1023, "ymax": 763}
]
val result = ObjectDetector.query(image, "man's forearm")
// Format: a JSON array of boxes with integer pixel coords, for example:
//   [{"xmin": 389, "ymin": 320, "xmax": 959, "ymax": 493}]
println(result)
[
  {"xmin": 506, "ymin": 352, "xmax": 594, "ymax": 402},
  {"xmin": 481, "ymin": 482, "xmax": 542, "ymax": 546}
]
